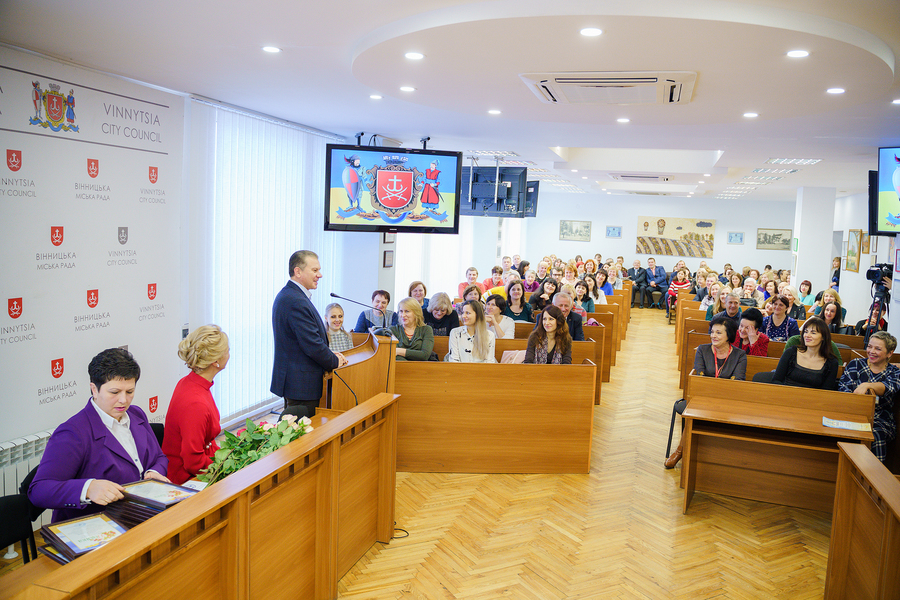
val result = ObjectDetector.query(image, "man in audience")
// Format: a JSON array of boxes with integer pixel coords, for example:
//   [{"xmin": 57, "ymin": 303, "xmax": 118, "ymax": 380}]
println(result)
[
  {"xmin": 501, "ymin": 255, "xmax": 513, "ymax": 274},
  {"xmin": 627, "ymin": 259, "xmax": 648, "ymax": 308},
  {"xmin": 271, "ymin": 250, "xmax": 347, "ymax": 417},
  {"xmin": 512, "ymin": 254, "xmax": 521, "ymax": 270},
  {"xmin": 482, "ymin": 266, "xmax": 503, "ymax": 291},
  {"xmin": 713, "ymin": 292, "xmax": 743, "ymax": 324},
  {"xmin": 719, "ymin": 263, "xmax": 732, "ymax": 284},
  {"xmin": 694, "ymin": 272, "xmax": 718, "ymax": 302},
  {"xmin": 553, "ymin": 292, "xmax": 585, "ymax": 341},
  {"xmin": 645, "ymin": 257, "xmax": 669, "ymax": 309},
  {"xmin": 550, "ymin": 267, "xmax": 563, "ymax": 284}
]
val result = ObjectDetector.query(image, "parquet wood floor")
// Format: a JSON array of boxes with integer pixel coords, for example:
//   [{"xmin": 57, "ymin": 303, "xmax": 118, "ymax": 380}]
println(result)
[{"xmin": 337, "ymin": 308, "xmax": 832, "ymax": 599}]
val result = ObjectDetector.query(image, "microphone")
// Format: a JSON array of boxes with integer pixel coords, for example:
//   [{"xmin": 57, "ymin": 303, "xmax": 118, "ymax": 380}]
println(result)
[{"xmin": 329, "ymin": 292, "xmax": 393, "ymax": 336}]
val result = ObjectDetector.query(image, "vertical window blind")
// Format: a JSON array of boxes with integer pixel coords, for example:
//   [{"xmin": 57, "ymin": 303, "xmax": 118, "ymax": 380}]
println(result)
[{"xmin": 186, "ymin": 99, "xmax": 343, "ymax": 421}]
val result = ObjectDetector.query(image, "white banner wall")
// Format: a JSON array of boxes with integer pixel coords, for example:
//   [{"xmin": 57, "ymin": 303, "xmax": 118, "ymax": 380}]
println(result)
[{"xmin": 0, "ymin": 47, "xmax": 184, "ymax": 443}]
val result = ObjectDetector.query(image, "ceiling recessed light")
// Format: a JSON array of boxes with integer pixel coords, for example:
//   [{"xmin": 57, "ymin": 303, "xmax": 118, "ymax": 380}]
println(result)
[
  {"xmin": 369, "ymin": 94, "xmax": 383, "ymax": 100},
  {"xmin": 571, "ymin": 169, "xmax": 578, "ymax": 172},
  {"xmin": 787, "ymin": 50, "xmax": 809, "ymax": 58},
  {"xmin": 400, "ymin": 86, "xmax": 416, "ymax": 92},
  {"xmin": 582, "ymin": 176, "xmax": 587, "ymax": 179},
  {"xmin": 488, "ymin": 109, "xmax": 501, "ymax": 115},
  {"xmin": 743, "ymin": 112, "xmax": 758, "ymax": 118},
  {"xmin": 580, "ymin": 28, "xmax": 602, "ymax": 37},
  {"xmin": 698, "ymin": 181, "xmax": 705, "ymax": 184},
  {"xmin": 827, "ymin": 88, "xmax": 845, "ymax": 94},
  {"xmin": 704, "ymin": 173, "xmax": 711, "ymax": 177},
  {"xmin": 893, "ymin": 99, "xmax": 900, "ymax": 105},
  {"xmin": 262, "ymin": 46, "xmax": 282, "ymax": 53},
  {"xmin": 617, "ymin": 118, "xmax": 630, "ymax": 123},
  {"xmin": 404, "ymin": 52, "xmax": 424, "ymax": 60}
]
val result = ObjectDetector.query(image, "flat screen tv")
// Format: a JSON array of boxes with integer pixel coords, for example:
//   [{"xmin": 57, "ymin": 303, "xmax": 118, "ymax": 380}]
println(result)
[
  {"xmin": 459, "ymin": 166, "xmax": 528, "ymax": 218},
  {"xmin": 324, "ymin": 144, "xmax": 462, "ymax": 234},
  {"xmin": 869, "ymin": 146, "xmax": 900, "ymax": 236}
]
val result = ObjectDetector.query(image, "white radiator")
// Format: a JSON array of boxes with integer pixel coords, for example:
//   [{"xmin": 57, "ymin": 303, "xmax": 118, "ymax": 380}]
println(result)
[{"xmin": 0, "ymin": 430, "xmax": 53, "ymax": 532}]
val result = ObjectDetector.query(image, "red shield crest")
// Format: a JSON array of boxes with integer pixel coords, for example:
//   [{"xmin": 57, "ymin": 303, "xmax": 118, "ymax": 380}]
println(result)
[
  {"xmin": 87, "ymin": 159, "xmax": 99, "ymax": 178},
  {"xmin": 8, "ymin": 298, "xmax": 22, "ymax": 319},
  {"xmin": 51, "ymin": 226, "xmax": 64, "ymax": 246},
  {"xmin": 376, "ymin": 170, "xmax": 414, "ymax": 210},
  {"xmin": 149, "ymin": 396, "xmax": 158, "ymax": 413},
  {"xmin": 47, "ymin": 93, "xmax": 64, "ymax": 122},
  {"xmin": 148, "ymin": 284, "xmax": 157, "ymax": 300},
  {"xmin": 7, "ymin": 150, "xmax": 22, "ymax": 172},
  {"xmin": 149, "ymin": 167, "xmax": 158, "ymax": 184},
  {"xmin": 87, "ymin": 289, "xmax": 99, "ymax": 308},
  {"xmin": 51, "ymin": 358, "xmax": 64, "ymax": 379}
]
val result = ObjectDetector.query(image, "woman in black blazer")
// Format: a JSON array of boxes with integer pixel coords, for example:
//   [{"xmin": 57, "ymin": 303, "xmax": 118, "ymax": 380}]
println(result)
[{"xmin": 666, "ymin": 315, "xmax": 747, "ymax": 468}]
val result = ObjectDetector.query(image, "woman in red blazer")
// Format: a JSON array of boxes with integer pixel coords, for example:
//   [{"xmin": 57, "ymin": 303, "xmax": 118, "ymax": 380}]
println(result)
[{"xmin": 163, "ymin": 325, "xmax": 230, "ymax": 484}]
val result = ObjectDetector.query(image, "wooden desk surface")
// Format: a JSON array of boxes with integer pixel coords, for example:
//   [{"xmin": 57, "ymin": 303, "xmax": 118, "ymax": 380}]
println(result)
[{"xmin": 683, "ymin": 396, "xmax": 873, "ymax": 443}]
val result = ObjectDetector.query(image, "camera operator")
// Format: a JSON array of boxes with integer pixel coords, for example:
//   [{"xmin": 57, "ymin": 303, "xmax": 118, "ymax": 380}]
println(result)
[{"xmin": 858, "ymin": 264, "xmax": 893, "ymax": 343}]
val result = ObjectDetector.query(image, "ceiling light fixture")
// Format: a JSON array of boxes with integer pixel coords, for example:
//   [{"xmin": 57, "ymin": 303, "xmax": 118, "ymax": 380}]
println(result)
[
  {"xmin": 369, "ymin": 94, "xmax": 383, "ymax": 100},
  {"xmin": 617, "ymin": 118, "xmax": 630, "ymax": 123},
  {"xmin": 893, "ymin": 99, "xmax": 900, "ymax": 105},
  {"xmin": 743, "ymin": 112, "xmax": 758, "ymax": 118},
  {"xmin": 262, "ymin": 46, "xmax": 282, "ymax": 53},
  {"xmin": 580, "ymin": 28, "xmax": 602, "ymax": 37},
  {"xmin": 404, "ymin": 52, "xmax": 424, "ymax": 60},
  {"xmin": 488, "ymin": 109, "xmax": 501, "ymax": 115},
  {"xmin": 400, "ymin": 86, "xmax": 416, "ymax": 92},
  {"xmin": 827, "ymin": 88, "xmax": 845, "ymax": 94},
  {"xmin": 787, "ymin": 50, "xmax": 809, "ymax": 58},
  {"xmin": 571, "ymin": 169, "xmax": 578, "ymax": 172},
  {"xmin": 698, "ymin": 181, "xmax": 705, "ymax": 184},
  {"xmin": 703, "ymin": 174, "xmax": 711, "ymax": 177}
]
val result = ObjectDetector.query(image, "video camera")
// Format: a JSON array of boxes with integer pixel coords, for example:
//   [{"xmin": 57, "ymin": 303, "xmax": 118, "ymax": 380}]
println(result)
[{"xmin": 866, "ymin": 263, "xmax": 893, "ymax": 298}]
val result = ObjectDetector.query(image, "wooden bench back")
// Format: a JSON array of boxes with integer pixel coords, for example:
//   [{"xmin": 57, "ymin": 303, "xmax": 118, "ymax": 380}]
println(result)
[
  {"xmin": 589, "ymin": 306, "xmax": 622, "ymax": 350},
  {"xmin": 605, "ymin": 294, "xmax": 628, "ymax": 338},
  {"xmin": 745, "ymin": 355, "xmax": 845, "ymax": 381}
]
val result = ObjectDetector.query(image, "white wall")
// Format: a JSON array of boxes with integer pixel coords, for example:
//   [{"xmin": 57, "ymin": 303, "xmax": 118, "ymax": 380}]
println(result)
[{"xmin": 522, "ymin": 192, "xmax": 797, "ymax": 275}]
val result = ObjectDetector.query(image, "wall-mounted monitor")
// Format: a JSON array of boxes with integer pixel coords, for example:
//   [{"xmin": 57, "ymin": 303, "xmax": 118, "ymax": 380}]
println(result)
[
  {"xmin": 524, "ymin": 180, "xmax": 539, "ymax": 217},
  {"xmin": 459, "ymin": 166, "xmax": 528, "ymax": 218},
  {"xmin": 324, "ymin": 144, "xmax": 462, "ymax": 234},
  {"xmin": 869, "ymin": 147, "xmax": 900, "ymax": 236}
]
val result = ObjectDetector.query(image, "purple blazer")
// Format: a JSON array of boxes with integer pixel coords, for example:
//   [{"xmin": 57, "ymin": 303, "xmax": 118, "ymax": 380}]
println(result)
[{"xmin": 29, "ymin": 400, "xmax": 167, "ymax": 522}]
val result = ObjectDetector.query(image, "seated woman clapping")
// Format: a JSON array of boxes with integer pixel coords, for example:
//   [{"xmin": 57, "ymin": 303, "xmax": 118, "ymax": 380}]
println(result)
[
  {"xmin": 484, "ymin": 294, "xmax": 515, "ymax": 339},
  {"xmin": 665, "ymin": 316, "xmax": 747, "ymax": 468},
  {"xmin": 770, "ymin": 317, "xmax": 839, "ymax": 389},
  {"xmin": 529, "ymin": 279, "xmax": 558, "ymax": 312},
  {"xmin": 735, "ymin": 307, "xmax": 769, "ymax": 356},
  {"xmin": 424, "ymin": 292, "xmax": 460, "ymax": 336},
  {"xmin": 354, "ymin": 290, "xmax": 398, "ymax": 332},
  {"xmin": 390, "ymin": 297, "xmax": 434, "ymax": 361},
  {"xmin": 524, "ymin": 305, "xmax": 572, "ymax": 364},
  {"xmin": 449, "ymin": 300, "xmax": 497, "ymax": 363}
]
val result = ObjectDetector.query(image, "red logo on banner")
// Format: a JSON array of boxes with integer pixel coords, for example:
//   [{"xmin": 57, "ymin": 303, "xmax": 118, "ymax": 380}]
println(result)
[
  {"xmin": 87, "ymin": 289, "xmax": 99, "ymax": 308},
  {"xmin": 7, "ymin": 150, "xmax": 22, "ymax": 172},
  {"xmin": 149, "ymin": 396, "xmax": 158, "ymax": 413},
  {"xmin": 376, "ymin": 170, "xmax": 414, "ymax": 210},
  {"xmin": 87, "ymin": 159, "xmax": 99, "ymax": 178},
  {"xmin": 148, "ymin": 284, "xmax": 157, "ymax": 300},
  {"xmin": 51, "ymin": 226, "xmax": 64, "ymax": 246},
  {"xmin": 46, "ymin": 93, "xmax": 64, "ymax": 123},
  {"xmin": 51, "ymin": 358, "xmax": 64, "ymax": 379},
  {"xmin": 8, "ymin": 298, "xmax": 22, "ymax": 319},
  {"xmin": 149, "ymin": 166, "xmax": 158, "ymax": 184}
]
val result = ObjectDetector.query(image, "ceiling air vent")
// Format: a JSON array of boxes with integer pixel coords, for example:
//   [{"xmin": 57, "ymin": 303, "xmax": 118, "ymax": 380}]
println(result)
[
  {"xmin": 625, "ymin": 191, "xmax": 671, "ymax": 196},
  {"xmin": 520, "ymin": 71, "xmax": 696, "ymax": 105},
  {"xmin": 611, "ymin": 174, "xmax": 670, "ymax": 183}
]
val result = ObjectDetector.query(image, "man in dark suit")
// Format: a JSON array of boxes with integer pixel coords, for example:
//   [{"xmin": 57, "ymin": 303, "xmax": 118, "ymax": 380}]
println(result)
[
  {"xmin": 645, "ymin": 257, "xmax": 669, "ymax": 309},
  {"xmin": 553, "ymin": 292, "xmax": 584, "ymax": 341},
  {"xmin": 627, "ymin": 259, "xmax": 648, "ymax": 308},
  {"xmin": 270, "ymin": 250, "xmax": 348, "ymax": 417}
]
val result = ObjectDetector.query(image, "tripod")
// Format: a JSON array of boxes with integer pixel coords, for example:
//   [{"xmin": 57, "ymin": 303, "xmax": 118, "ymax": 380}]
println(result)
[{"xmin": 862, "ymin": 287, "xmax": 890, "ymax": 347}]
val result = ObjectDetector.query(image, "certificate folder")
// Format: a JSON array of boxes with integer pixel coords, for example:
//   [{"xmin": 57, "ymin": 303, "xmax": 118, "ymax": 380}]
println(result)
[
  {"xmin": 40, "ymin": 512, "xmax": 128, "ymax": 561},
  {"xmin": 120, "ymin": 480, "xmax": 198, "ymax": 509}
]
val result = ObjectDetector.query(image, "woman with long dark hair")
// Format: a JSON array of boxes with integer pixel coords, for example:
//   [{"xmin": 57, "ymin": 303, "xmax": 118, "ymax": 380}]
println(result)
[
  {"xmin": 524, "ymin": 305, "xmax": 572, "ymax": 364},
  {"xmin": 529, "ymin": 279, "xmax": 558, "ymax": 312},
  {"xmin": 771, "ymin": 317, "xmax": 839, "ymax": 389}
]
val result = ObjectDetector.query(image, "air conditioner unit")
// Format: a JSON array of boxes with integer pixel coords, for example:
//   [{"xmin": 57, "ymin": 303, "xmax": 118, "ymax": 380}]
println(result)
[
  {"xmin": 611, "ymin": 174, "xmax": 670, "ymax": 182},
  {"xmin": 519, "ymin": 71, "xmax": 697, "ymax": 105}
]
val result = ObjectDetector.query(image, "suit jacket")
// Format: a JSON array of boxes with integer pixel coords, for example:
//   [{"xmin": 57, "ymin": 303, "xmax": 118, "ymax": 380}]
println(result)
[
  {"xmin": 29, "ymin": 400, "xmax": 167, "ymax": 523},
  {"xmin": 566, "ymin": 312, "xmax": 585, "ymax": 341},
  {"xmin": 627, "ymin": 267, "xmax": 647, "ymax": 285},
  {"xmin": 646, "ymin": 266, "xmax": 669, "ymax": 289},
  {"xmin": 270, "ymin": 281, "xmax": 339, "ymax": 400}
]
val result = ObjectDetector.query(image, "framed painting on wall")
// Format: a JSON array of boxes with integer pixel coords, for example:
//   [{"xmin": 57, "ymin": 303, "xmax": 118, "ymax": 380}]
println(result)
[
  {"xmin": 560, "ymin": 220, "xmax": 592, "ymax": 242},
  {"xmin": 861, "ymin": 233, "xmax": 870, "ymax": 254},
  {"xmin": 756, "ymin": 228, "xmax": 792, "ymax": 251},
  {"xmin": 606, "ymin": 226, "xmax": 622, "ymax": 238},
  {"xmin": 727, "ymin": 232, "xmax": 744, "ymax": 245},
  {"xmin": 845, "ymin": 229, "xmax": 861, "ymax": 273}
]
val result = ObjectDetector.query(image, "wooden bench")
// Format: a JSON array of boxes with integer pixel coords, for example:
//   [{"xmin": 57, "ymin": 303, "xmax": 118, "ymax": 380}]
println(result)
[
  {"xmin": 591, "ymin": 304, "xmax": 623, "ymax": 350},
  {"xmin": 431, "ymin": 334, "xmax": 603, "ymax": 404},
  {"xmin": 394, "ymin": 361, "xmax": 597, "ymax": 473},
  {"xmin": 606, "ymin": 293, "xmax": 628, "ymax": 339},
  {"xmin": 825, "ymin": 442, "xmax": 900, "ymax": 598},
  {"xmin": 681, "ymin": 375, "xmax": 874, "ymax": 513}
]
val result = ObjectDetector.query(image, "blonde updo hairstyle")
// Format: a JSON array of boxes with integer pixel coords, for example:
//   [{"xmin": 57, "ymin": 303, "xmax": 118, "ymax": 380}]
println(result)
[{"xmin": 178, "ymin": 325, "xmax": 229, "ymax": 372}]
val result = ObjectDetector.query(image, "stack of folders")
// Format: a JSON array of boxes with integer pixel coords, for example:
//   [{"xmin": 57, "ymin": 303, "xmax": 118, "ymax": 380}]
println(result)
[
  {"xmin": 38, "ymin": 480, "xmax": 200, "ymax": 564},
  {"xmin": 104, "ymin": 479, "xmax": 199, "ymax": 529}
]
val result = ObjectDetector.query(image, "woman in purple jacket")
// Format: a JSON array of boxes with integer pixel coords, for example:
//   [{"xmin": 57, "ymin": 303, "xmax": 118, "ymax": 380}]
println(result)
[{"xmin": 29, "ymin": 348, "xmax": 169, "ymax": 522}]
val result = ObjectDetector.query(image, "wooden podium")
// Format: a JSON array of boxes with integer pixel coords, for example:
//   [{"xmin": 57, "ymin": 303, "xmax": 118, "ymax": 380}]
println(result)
[{"xmin": 327, "ymin": 333, "xmax": 396, "ymax": 411}]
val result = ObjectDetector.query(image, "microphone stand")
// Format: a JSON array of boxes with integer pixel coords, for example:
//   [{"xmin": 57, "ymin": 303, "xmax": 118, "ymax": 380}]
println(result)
[{"xmin": 329, "ymin": 292, "xmax": 394, "ymax": 393}]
